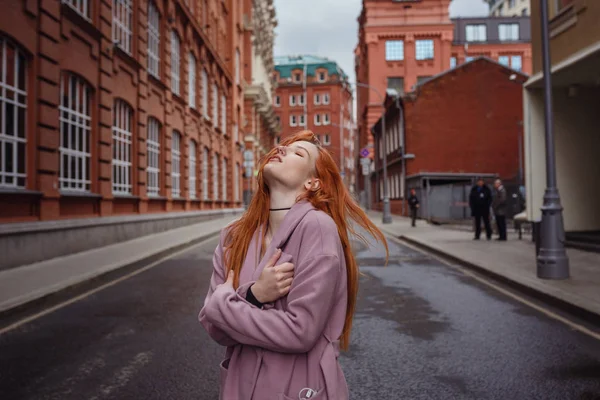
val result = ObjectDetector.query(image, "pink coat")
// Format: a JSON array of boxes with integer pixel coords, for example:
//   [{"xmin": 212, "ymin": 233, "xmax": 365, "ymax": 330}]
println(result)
[{"xmin": 199, "ymin": 201, "xmax": 349, "ymax": 399}]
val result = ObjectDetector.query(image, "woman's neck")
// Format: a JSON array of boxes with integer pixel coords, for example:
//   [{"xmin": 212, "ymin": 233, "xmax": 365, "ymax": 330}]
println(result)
[{"xmin": 267, "ymin": 189, "xmax": 299, "ymax": 239}]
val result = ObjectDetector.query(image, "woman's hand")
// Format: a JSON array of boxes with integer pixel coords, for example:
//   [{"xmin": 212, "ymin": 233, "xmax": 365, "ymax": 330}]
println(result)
[{"xmin": 251, "ymin": 249, "xmax": 294, "ymax": 304}]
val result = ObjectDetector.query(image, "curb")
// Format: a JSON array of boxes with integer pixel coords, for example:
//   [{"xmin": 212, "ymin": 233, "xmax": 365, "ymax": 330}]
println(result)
[
  {"xmin": 395, "ymin": 233, "xmax": 600, "ymax": 327},
  {"xmin": 0, "ymin": 230, "xmax": 221, "ymax": 330}
]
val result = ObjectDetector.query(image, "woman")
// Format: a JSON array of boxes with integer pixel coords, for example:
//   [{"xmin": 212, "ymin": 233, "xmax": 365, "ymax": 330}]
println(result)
[{"xmin": 199, "ymin": 130, "xmax": 387, "ymax": 399}]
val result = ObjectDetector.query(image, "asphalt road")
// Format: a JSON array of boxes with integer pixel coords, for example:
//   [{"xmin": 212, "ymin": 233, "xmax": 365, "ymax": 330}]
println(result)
[{"xmin": 1, "ymin": 232, "xmax": 599, "ymax": 400}]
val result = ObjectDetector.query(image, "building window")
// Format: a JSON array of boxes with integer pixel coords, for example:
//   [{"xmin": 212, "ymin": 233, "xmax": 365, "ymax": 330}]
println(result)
[
  {"xmin": 466, "ymin": 25, "xmax": 487, "ymax": 42},
  {"xmin": 466, "ymin": 56, "xmax": 475, "ymax": 62},
  {"xmin": 289, "ymin": 95, "xmax": 296, "ymax": 106},
  {"xmin": 499, "ymin": 55, "xmax": 510, "ymax": 66},
  {"xmin": 322, "ymin": 134, "xmax": 331, "ymax": 146},
  {"xmin": 189, "ymin": 140, "xmax": 196, "ymax": 199},
  {"xmin": 318, "ymin": 71, "xmax": 326, "ymax": 82},
  {"xmin": 323, "ymin": 113, "xmax": 330, "ymax": 125},
  {"xmin": 235, "ymin": 49, "xmax": 240, "ymax": 86},
  {"xmin": 415, "ymin": 39, "xmax": 434, "ymax": 60},
  {"xmin": 213, "ymin": 153, "xmax": 219, "ymax": 200},
  {"xmin": 290, "ymin": 115, "xmax": 297, "ymax": 127},
  {"xmin": 509, "ymin": 0, "xmax": 515, "ymax": 7},
  {"xmin": 59, "ymin": 73, "xmax": 92, "ymax": 192},
  {"xmin": 188, "ymin": 53, "xmax": 196, "ymax": 108},
  {"xmin": 314, "ymin": 114, "xmax": 321, "ymax": 126},
  {"xmin": 522, "ymin": 8, "xmax": 528, "ymax": 16},
  {"xmin": 147, "ymin": 117, "xmax": 161, "ymax": 197},
  {"xmin": 171, "ymin": 31, "xmax": 180, "ymax": 95},
  {"xmin": 171, "ymin": 130, "xmax": 181, "ymax": 197},
  {"xmin": 314, "ymin": 93, "xmax": 321, "ymax": 105},
  {"xmin": 233, "ymin": 123, "xmax": 238, "ymax": 143},
  {"xmin": 112, "ymin": 0, "xmax": 133, "ymax": 54},
  {"xmin": 298, "ymin": 94, "xmax": 305, "ymax": 106},
  {"xmin": 112, "ymin": 100, "xmax": 133, "ymax": 194},
  {"xmin": 222, "ymin": 157, "xmax": 227, "ymax": 201},
  {"xmin": 147, "ymin": 1, "xmax": 160, "ymax": 78},
  {"xmin": 202, "ymin": 147, "xmax": 209, "ymax": 200},
  {"xmin": 450, "ymin": 57, "xmax": 457, "ymax": 68},
  {"xmin": 202, "ymin": 70, "xmax": 208, "ymax": 118},
  {"xmin": 499, "ymin": 23, "xmax": 519, "ymax": 41},
  {"xmin": 385, "ymin": 40, "xmax": 404, "ymax": 61},
  {"xmin": 323, "ymin": 93, "xmax": 330, "ymax": 105},
  {"xmin": 294, "ymin": 72, "xmax": 301, "ymax": 82},
  {"xmin": 387, "ymin": 77, "xmax": 404, "ymax": 95},
  {"xmin": 274, "ymin": 95, "xmax": 281, "ymax": 107},
  {"xmin": 511, "ymin": 55, "xmax": 523, "ymax": 71},
  {"xmin": 221, "ymin": 94, "xmax": 227, "ymax": 134},
  {"xmin": 63, "ymin": 0, "xmax": 90, "ymax": 18},
  {"xmin": 299, "ymin": 114, "xmax": 305, "ymax": 126},
  {"xmin": 234, "ymin": 162, "xmax": 240, "ymax": 202},
  {"xmin": 212, "ymin": 83, "xmax": 218, "ymax": 127}
]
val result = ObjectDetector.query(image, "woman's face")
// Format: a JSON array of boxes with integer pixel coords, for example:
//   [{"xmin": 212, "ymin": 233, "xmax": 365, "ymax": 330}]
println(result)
[{"xmin": 263, "ymin": 140, "xmax": 320, "ymax": 191}]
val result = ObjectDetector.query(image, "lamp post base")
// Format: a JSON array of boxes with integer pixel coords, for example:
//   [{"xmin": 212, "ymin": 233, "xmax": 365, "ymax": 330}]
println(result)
[
  {"xmin": 536, "ymin": 188, "xmax": 570, "ymax": 279},
  {"xmin": 382, "ymin": 197, "xmax": 393, "ymax": 224}
]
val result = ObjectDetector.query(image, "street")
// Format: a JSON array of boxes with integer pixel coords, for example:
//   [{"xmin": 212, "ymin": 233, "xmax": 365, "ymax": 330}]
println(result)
[{"xmin": 1, "ymin": 233, "xmax": 599, "ymax": 400}]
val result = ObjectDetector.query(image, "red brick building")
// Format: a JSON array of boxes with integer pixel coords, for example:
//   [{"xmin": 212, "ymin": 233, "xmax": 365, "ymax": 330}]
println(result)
[
  {"xmin": 355, "ymin": 0, "xmax": 532, "ymax": 197},
  {"xmin": 371, "ymin": 58, "xmax": 528, "ymax": 219},
  {"xmin": 0, "ymin": 0, "xmax": 248, "ymax": 224},
  {"xmin": 273, "ymin": 56, "xmax": 355, "ymax": 190}
]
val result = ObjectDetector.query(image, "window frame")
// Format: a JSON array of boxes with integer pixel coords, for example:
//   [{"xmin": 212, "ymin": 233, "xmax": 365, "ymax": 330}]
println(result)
[
  {"xmin": 112, "ymin": 99, "xmax": 134, "ymax": 195},
  {"xmin": 323, "ymin": 93, "xmax": 330, "ymax": 105},
  {"xmin": 415, "ymin": 40, "xmax": 435, "ymax": 61},
  {"xmin": 112, "ymin": 0, "xmax": 133, "ymax": 54},
  {"xmin": 171, "ymin": 130, "xmax": 181, "ymax": 198},
  {"xmin": 385, "ymin": 40, "xmax": 404, "ymax": 61},
  {"xmin": 147, "ymin": 1, "xmax": 160, "ymax": 78},
  {"xmin": 466, "ymin": 24, "xmax": 487, "ymax": 42},
  {"xmin": 188, "ymin": 139, "xmax": 197, "ymax": 199},
  {"xmin": 63, "ymin": 0, "xmax": 90, "ymax": 19},
  {"xmin": 146, "ymin": 117, "xmax": 161, "ymax": 197},
  {"xmin": 188, "ymin": 52, "xmax": 196, "ymax": 108},
  {"xmin": 171, "ymin": 30, "xmax": 181, "ymax": 95}
]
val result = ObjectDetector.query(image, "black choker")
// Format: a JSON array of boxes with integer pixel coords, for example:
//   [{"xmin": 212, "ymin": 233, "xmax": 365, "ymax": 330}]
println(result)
[{"xmin": 269, "ymin": 207, "xmax": 292, "ymax": 211}]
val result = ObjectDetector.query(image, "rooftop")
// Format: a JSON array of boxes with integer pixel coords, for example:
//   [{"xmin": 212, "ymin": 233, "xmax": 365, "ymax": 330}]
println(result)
[{"xmin": 274, "ymin": 55, "xmax": 348, "ymax": 80}]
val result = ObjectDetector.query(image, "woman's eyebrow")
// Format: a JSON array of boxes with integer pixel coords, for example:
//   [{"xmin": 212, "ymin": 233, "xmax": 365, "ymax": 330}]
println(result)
[{"xmin": 291, "ymin": 145, "xmax": 310, "ymax": 158}]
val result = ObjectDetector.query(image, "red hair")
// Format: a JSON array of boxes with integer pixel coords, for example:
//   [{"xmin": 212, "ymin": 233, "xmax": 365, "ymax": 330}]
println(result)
[{"xmin": 223, "ymin": 130, "xmax": 388, "ymax": 350}]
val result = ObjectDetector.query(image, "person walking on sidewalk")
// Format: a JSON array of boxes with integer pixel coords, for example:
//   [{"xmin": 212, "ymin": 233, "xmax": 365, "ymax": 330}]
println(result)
[
  {"xmin": 469, "ymin": 178, "xmax": 493, "ymax": 240},
  {"xmin": 199, "ymin": 130, "xmax": 388, "ymax": 400},
  {"xmin": 408, "ymin": 188, "xmax": 420, "ymax": 227},
  {"xmin": 492, "ymin": 179, "xmax": 508, "ymax": 241}
]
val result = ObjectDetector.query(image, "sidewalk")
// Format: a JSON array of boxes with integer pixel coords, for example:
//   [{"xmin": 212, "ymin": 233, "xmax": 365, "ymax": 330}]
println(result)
[
  {"xmin": 368, "ymin": 211, "xmax": 600, "ymax": 319},
  {"xmin": 0, "ymin": 215, "xmax": 236, "ymax": 314}
]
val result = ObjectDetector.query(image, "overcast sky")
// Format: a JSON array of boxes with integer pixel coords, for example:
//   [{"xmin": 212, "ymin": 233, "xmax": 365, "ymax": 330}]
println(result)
[{"xmin": 273, "ymin": 0, "xmax": 489, "ymax": 82}]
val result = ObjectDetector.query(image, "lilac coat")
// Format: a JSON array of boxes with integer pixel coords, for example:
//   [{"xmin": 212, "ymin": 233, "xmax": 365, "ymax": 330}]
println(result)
[{"xmin": 199, "ymin": 201, "xmax": 349, "ymax": 399}]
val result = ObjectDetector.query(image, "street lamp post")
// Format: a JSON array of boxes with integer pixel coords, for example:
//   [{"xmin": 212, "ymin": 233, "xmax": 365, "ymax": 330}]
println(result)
[{"xmin": 537, "ymin": 0, "xmax": 569, "ymax": 279}]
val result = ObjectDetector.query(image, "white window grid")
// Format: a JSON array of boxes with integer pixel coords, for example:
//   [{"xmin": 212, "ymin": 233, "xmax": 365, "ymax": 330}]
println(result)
[
  {"xmin": 289, "ymin": 95, "xmax": 296, "ymax": 106},
  {"xmin": 212, "ymin": 83, "xmax": 218, "ymax": 127},
  {"xmin": 234, "ymin": 162, "xmax": 240, "ymax": 202},
  {"xmin": 0, "ymin": 38, "xmax": 27, "ymax": 189},
  {"xmin": 314, "ymin": 94, "xmax": 320, "ymax": 105},
  {"xmin": 213, "ymin": 153, "xmax": 219, "ymax": 200},
  {"xmin": 202, "ymin": 70, "xmax": 209, "ymax": 118},
  {"xmin": 171, "ymin": 130, "xmax": 181, "ymax": 197},
  {"xmin": 63, "ymin": 0, "xmax": 90, "ymax": 18},
  {"xmin": 235, "ymin": 49, "xmax": 240, "ymax": 85},
  {"xmin": 499, "ymin": 55, "xmax": 510, "ymax": 66},
  {"xmin": 298, "ymin": 94, "xmax": 305, "ymax": 106},
  {"xmin": 299, "ymin": 114, "xmax": 305, "ymax": 126},
  {"xmin": 511, "ymin": 55, "xmax": 522, "ymax": 71},
  {"xmin": 314, "ymin": 114, "xmax": 321, "ymax": 126},
  {"xmin": 323, "ymin": 93, "xmax": 330, "ymax": 105},
  {"xmin": 146, "ymin": 117, "xmax": 161, "ymax": 197},
  {"xmin": 189, "ymin": 140, "xmax": 197, "ymax": 199},
  {"xmin": 499, "ymin": 24, "xmax": 519, "ymax": 41},
  {"xmin": 221, "ymin": 94, "xmax": 226, "ymax": 134},
  {"xmin": 385, "ymin": 40, "xmax": 404, "ymax": 61},
  {"xmin": 415, "ymin": 40, "xmax": 434, "ymax": 60},
  {"xmin": 59, "ymin": 73, "xmax": 92, "ymax": 192},
  {"xmin": 466, "ymin": 25, "xmax": 487, "ymax": 42},
  {"xmin": 323, "ymin": 134, "xmax": 331, "ymax": 146},
  {"xmin": 466, "ymin": 56, "xmax": 475, "ymax": 62},
  {"xmin": 147, "ymin": 1, "xmax": 160, "ymax": 78},
  {"xmin": 112, "ymin": 100, "xmax": 133, "ymax": 194},
  {"xmin": 202, "ymin": 147, "xmax": 209, "ymax": 200},
  {"xmin": 274, "ymin": 95, "xmax": 281, "ymax": 107},
  {"xmin": 112, "ymin": 0, "xmax": 132, "ymax": 54},
  {"xmin": 171, "ymin": 31, "xmax": 180, "ymax": 95},
  {"xmin": 450, "ymin": 57, "xmax": 457, "ymax": 68},
  {"xmin": 222, "ymin": 157, "xmax": 227, "ymax": 200},
  {"xmin": 188, "ymin": 53, "xmax": 196, "ymax": 107},
  {"xmin": 323, "ymin": 113, "xmax": 330, "ymax": 125},
  {"xmin": 290, "ymin": 115, "xmax": 297, "ymax": 127}
]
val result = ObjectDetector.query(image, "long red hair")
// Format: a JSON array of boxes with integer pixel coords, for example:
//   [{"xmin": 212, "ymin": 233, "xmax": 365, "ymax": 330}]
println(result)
[{"xmin": 223, "ymin": 130, "xmax": 388, "ymax": 350}]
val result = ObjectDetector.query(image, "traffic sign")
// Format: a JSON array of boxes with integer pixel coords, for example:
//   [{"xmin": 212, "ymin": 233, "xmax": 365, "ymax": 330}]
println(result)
[{"xmin": 360, "ymin": 148, "xmax": 370, "ymax": 158}]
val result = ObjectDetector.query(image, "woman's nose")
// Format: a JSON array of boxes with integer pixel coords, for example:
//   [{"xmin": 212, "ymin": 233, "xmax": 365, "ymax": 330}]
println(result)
[{"xmin": 277, "ymin": 146, "xmax": 286, "ymax": 156}]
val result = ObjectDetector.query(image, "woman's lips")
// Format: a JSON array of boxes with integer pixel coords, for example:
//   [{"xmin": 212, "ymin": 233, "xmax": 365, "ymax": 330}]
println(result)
[{"xmin": 268, "ymin": 155, "xmax": 282, "ymax": 163}]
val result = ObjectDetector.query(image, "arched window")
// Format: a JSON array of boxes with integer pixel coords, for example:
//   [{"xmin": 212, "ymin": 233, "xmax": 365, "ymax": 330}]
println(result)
[
  {"xmin": 171, "ymin": 130, "xmax": 181, "ymax": 197},
  {"xmin": 202, "ymin": 147, "xmax": 209, "ymax": 200},
  {"xmin": 112, "ymin": 99, "xmax": 133, "ymax": 194},
  {"xmin": 147, "ymin": 1, "xmax": 160, "ymax": 78},
  {"xmin": 188, "ymin": 53, "xmax": 196, "ymax": 107},
  {"xmin": 222, "ymin": 156, "xmax": 227, "ymax": 200},
  {"xmin": 147, "ymin": 117, "xmax": 161, "ymax": 196},
  {"xmin": 171, "ymin": 31, "xmax": 181, "ymax": 95},
  {"xmin": 188, "ymin": 139, "xmax": 196, "ymax": 199},
  {"xmin": 112, "ymin": 0, "xmax": 133, "ymax": 54},
  {"xmin": 213, "ymin": 152, "xmax": 219, "ymax": 200},
  {"xmin": 0, "ymin": 37, "xmax": 27, "ymax": 188},
  {"xmin": 59, "ymin": 73, "xmax": 92, "ymax": 192}
]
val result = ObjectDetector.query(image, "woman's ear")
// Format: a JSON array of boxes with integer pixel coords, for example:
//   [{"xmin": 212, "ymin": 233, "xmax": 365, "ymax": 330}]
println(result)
[{"xmin": 304, "ymin": 178, "xmax": 321, "ymax": 192}]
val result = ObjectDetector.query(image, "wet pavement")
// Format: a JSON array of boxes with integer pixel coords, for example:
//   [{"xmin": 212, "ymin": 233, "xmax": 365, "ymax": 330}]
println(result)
[{"xmin": 1, "ymin": 232, "xmax": 600, "ymax": 399}]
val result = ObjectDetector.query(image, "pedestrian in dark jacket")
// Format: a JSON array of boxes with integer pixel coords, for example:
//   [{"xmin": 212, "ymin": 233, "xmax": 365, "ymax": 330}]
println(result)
[
  {"xmin": 492, "ymin": 179, "xmax": 508, "ymax": 241},
  {"xmin": 408, "ymin": 188, "xmax": 419, "ymax": 227},
  {"xmin": 469, "ymin": 178, "xmax": 493, "ymax": 240}
]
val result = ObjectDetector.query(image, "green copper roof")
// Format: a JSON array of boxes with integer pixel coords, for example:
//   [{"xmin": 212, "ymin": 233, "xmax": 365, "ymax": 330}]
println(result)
[{"xmin": 274, "ymin": 55, "xmax": 348, "ymax": 80}]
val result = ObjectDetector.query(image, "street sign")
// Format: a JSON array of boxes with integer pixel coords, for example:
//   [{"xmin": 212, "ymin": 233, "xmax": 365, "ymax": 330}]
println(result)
[
  {"xmin": 360, "ymin": 157, "xmax": 370, "ymax": 166},
  {"xmin": 362, "ymin": 164, "xmax": 370, "ymax": 176},
  {"xmin": 360, "ymin": 147, "xmax": 370, "ymax": 158}
]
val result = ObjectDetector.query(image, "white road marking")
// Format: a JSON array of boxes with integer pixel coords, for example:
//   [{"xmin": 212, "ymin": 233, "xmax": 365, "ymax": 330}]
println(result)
[{"xmin": 88, "ymin": 352, "xmax": 153, "ymax": 400}]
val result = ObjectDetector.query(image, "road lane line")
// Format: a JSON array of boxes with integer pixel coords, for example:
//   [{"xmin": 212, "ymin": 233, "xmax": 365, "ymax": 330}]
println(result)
[
  {"xmin": 387, "ymin": 235, "xmax": 600, "ymax": 342},
  {"xmin": 0, "ymin": 235, "xmax": 218, "ymax": 336}
]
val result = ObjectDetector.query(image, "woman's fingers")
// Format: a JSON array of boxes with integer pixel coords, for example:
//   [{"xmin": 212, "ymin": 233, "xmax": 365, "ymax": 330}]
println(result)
[{"xmin": 266, "ymin": 249, "xmax": 282, "ymax": 268}]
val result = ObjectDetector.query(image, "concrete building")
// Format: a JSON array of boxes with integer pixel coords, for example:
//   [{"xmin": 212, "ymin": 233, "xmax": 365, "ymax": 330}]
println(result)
[
  {"xmin": 371, "ymin": 58, "xmax": 528, "ymax": 221},
  {"xmin": 524, "ymin": 0, "xmax": 600, "ymax": 250},
  {"xmin": 241, "ymin": 0, "xmax": 280, "ymax": 205},
  {"xmin": 485, "ymin": 0, "xmax": 531, "ymax": 17},
  {"xmin": 354, "ymin": 0, "xmax": 532, "ymax": 199},
  {"xmin": 0, "ymin": 0, "xmax": 262, "ymax": 268},
  {"xmin": 273, "ymin": 56, "xmax": 355, "ymax": 190}
]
